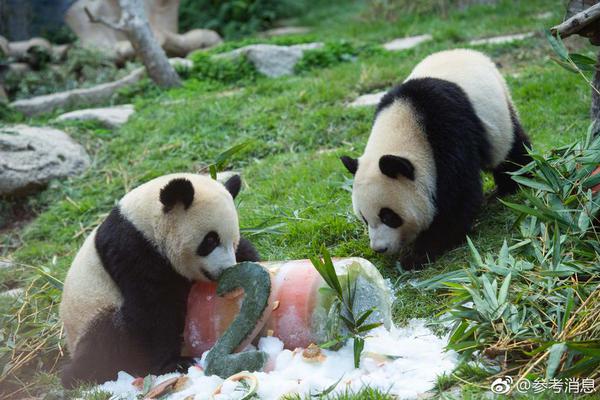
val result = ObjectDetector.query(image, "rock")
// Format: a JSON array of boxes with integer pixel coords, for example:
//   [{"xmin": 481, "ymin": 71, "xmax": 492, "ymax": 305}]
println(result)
[
  {"xmin": 10, "ymin": 67, "xmax": 144, "ymax": 116},
  {"xmin": 8, "ymin": 37, "xmax": 52, "ymax": 57},
  {"xmin": 383, "ymin": 34, "xmax": 432, "ymax": 51},
  {"xmin": 7, "ymin": 62, "xmax": 31, "ymax": 75},
  {"xmin": 163, "ymin": 29, "xmax": 223, "ymax": 57},
  {"xmin": 348, "ymin": 91, "xmax": 386, "ymax": 107},
  {"xmin": 56, "ymin": 104, "xmax": 135, "ymax": 128},
  {"xmin": 0, "ymin": 35, "xmax": 8, "ymax": 57},
  {"xmin": 169, "ymin": 57, "xmax": 193, "ymax": 70},
  {"xmin": 260, "ymin": 26, "xmax": 311, "ymax": 38},
  {"xmin": 216, "ymin": 43, "xmax": 324, "ymax": 78},
  {"xmin": 469, "ymin": 32, "xmax": 534, "ymax": 46},
  {"xmin": 0, "ymin": 125, "xmax": 90, "ymax": 196}
]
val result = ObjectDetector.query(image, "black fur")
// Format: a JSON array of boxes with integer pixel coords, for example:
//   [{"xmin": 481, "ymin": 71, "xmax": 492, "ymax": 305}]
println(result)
[
  {"xmin": 377, "ymin": 78, "xmax": 493, "ymax": 268},
  {"xmin": 492, "ymin": 105, "xmax": 532, "ymax": 196},
  {"xmin": 224, "ymin": 175, "xmax": 242, "ymax": 199},
  {"xmin": 379, "ymin": 155, "xmax": 415, "ymax": 180},
  {"xmin": 160, "ymin": 178, "xmax": 195, "ymax": 212},
  {"xmin": 340, "ymin": 156, "xmax": 359, "ymax": 175},
  {"xmin": 61, "ymin": 207, "xmax": 193, "ymax": 388},
  {"xmin": 236, "ymin": 237, "xmax": 260, "ymax": 262}
]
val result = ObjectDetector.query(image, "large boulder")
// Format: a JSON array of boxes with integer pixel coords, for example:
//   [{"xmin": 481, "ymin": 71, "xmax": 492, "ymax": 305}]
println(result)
[
  {"xmin": 0, "ymin": 125, "xmax": 90, "ymax": 196},
  {"xmin": 216, "ymin": 43, "xmax": 323, "ymax": 78}
]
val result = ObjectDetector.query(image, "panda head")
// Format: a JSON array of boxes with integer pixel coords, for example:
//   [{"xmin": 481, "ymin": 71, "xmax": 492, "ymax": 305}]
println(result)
[
  {"xmin": 119, "ymin": 173, "xmax": 243, "ymax": 282},
  {"xmin": 340, "ymin": 154, "xmax": 435, "ymax": 255}
]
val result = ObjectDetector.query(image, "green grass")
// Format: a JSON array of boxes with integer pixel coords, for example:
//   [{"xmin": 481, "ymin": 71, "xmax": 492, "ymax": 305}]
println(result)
[{"xmin": 0, "ymin": 0, "xmax": 596, "ymax": 398}]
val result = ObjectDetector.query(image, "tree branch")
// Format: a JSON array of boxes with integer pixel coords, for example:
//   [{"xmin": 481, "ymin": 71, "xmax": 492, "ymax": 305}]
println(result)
[
  {"xmin": 551, "ymin": 3, "xmax": 600, "ymax": 39},
  {"xmin": 84, "ymin": 6, "xmax": 127, "ymax": 32}
]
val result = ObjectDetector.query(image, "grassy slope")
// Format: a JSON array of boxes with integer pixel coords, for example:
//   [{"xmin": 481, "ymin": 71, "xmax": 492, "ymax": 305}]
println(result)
[{"xmin": 0, "ymin": 0, "xmax": 595, "ymax": 398}]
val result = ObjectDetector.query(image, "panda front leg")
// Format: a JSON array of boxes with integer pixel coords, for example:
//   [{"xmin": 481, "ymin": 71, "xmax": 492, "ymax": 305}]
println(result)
[
  {"xmin": 118, "ymin": 299, "xmax": 194, "ymax": 376},
  {"xmin": 493, "ymin": 110, "xmax": 532, "ymax": 196}
]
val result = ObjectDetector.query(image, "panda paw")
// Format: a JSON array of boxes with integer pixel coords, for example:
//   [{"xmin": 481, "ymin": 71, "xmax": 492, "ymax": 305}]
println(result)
[
  {"xmin": 159, "ymin": 356, "xmax": 196, "ymax": 374},
  {"xmin": 399, "ymin": 253, "xmax": 429, "ymax": 270}
]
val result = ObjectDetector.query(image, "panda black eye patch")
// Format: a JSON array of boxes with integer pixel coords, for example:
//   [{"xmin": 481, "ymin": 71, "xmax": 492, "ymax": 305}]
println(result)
[
  {"xmin": 197, "ymin": 231, "xmax": 220, "ymax": 256},
  {"xmin": 379, "ymin": 208, "xmax": 403, "ymax": 228}
]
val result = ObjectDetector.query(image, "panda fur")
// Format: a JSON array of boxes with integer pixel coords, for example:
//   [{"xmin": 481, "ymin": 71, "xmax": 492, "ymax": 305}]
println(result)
[
  {"xmin": 59, "ymin": 173, "xmax": 259, "ymax": 387},
  {"xmin": 341, "ymin": 49, "xmax": 530, "ymax": 267}
]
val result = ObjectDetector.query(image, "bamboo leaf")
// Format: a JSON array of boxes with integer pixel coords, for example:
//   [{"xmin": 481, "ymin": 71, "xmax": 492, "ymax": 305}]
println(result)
[
  {"xmin": 498, "ymin": 273, "xmax": 511, "ymax": 304},
  {"xmin": 353, "ymin": 337, "xmax": 364, "ymax": 368},
  {"xmin": 545, "ymin": 29, "xmax": 569, "ymax": 60},
  {"xmin": 356, "ymin": 322, "xmax": 383, "ymax": 333},
  {"xmin": 546, "ymin": 343, "xmax": 567, "ymax": 379},
  {"xmin": 355, "ymin": 308, "xmax": 374, "ymax": 327}
]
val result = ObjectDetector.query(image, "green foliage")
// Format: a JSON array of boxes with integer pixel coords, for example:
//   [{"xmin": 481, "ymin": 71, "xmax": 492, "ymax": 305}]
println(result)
[
  {"xmin": 179, "ymin": 0, "xmax": 308, "ymax": 39},
  {"xmin": 295, "ymin": 41, "xmax": 361, "ymax": 73},
  {"xmin": 207, "ymin": 141, "xmax": 253, "ymax": 179},
  {"xmin": 189, "ymin": 51, "xmax": 258, "ymax": 84},
  {"xmin": 2, "ymin": 46, "xmax": 138, "ymax": 102},
  {"xmin": 421, "ymin": 131, "xmax": 600, "ymax": 380},
  {"xmin": 205, "ymin": 35, "xmax": 318, "ymax": 55},
  {"xmin": 363, "ymin": 0, "xmax": 455, "ymax": 20},
  {"xmin": 310, "ymin": 247, "xmax": 382, "ymax": 368}
]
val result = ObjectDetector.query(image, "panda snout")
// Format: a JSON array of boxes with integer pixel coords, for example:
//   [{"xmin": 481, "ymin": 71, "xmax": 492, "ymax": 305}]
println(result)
[{"xmin": 373, "ymin": 246, "xmax": 388, "ymax": 254}]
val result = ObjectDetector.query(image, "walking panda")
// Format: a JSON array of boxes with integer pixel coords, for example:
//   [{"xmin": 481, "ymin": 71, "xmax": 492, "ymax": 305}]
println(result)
[
  {"xmin": 340, "ymin": 49, "xmax": 531, "ymax": 267},
  {"xmin": 59, "ymin": 173, "xmax": 259, "ymax": 387}
]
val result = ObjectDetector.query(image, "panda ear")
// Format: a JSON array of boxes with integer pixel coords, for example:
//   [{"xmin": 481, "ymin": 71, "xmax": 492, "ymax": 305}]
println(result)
[
  {"xmin": 224, "ymin": 174, "xmax": 242, "ymax": 199},
  {"xmin": 379, "ymin": 155, "xmax": 415, "ymax": 180},
  {"xmin": 340, "ymin": 156, "xmax": 358, "ymax": 175},
  {"xmin": 160, "ymin": 178, "xmax": 195, "ymax": 212}
]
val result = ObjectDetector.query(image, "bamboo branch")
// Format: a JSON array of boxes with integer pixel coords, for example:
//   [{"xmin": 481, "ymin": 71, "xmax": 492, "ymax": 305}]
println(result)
[{"xmin": 551, "ymin": 3, "xmax": 600, "ymax": 39}]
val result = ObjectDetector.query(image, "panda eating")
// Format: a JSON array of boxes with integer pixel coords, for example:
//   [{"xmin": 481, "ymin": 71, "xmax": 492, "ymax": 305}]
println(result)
[
  {"xmin": 340, "ymin": 49, "xmax": 531, "ymax": 268},
  {"xmin": 59, "ymin": 173, "xmax": 259, "ymax": 387}
]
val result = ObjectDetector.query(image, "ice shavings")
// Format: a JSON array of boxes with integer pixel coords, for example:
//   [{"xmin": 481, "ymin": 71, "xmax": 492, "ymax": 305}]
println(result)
[{"xmin": 97, "ymin": 319, "xmax": 457, "ymax": 400}]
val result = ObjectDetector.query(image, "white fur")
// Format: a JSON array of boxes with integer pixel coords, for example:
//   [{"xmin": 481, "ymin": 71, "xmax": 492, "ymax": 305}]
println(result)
[
  {"xmin": 353, "ymin": 102, "xmax": 437, "ymax": 254},
  {"xmin": 60, "ymin": 173, "xmax": 241, "ymax": 353},
  {"xmin": 119, "ymin": 173, "xmax": 240, "ymax": 282},
  {"xmin": 406, "ymin": 48, "xmax": 515, "ymax": 168},
  {"xmin": 60, "ymin": 228, "xmax": 122, "ymax": 352}
]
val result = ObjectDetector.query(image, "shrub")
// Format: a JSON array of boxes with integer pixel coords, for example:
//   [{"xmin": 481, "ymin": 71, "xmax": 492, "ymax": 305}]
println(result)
[
  {"xmin": 295, "ymin": 41, "xmax": 381, "ymax": 74},
  {"xmin": 179, "ymin": 0, "xmax": 308, "ymax": 39},
  {"xmin": 419, "ymin": 130, "xmax": 600, "ymax": 381},
  {"xmin": 2, "ymin": 46, "xmax": 130, "ymax": 101},
  {"xmin": 189, "ymin": 51, "xmax": 258, "ymax": 84}
]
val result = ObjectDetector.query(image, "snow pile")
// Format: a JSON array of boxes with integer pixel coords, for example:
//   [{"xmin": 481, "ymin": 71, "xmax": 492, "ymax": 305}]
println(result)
[{"xmin": 98, "ymin": 320, "xmax": 457, "ymax": 399}]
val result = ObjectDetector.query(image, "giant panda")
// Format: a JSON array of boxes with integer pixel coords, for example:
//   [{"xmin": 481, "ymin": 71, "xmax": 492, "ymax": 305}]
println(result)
[
  {"xmin": 340, "ymin": 49, "xmax": 531, "ymax": 268},
  {"xmin": 59, "ymin": 173, "xmax": 259, "ymax": 387}
]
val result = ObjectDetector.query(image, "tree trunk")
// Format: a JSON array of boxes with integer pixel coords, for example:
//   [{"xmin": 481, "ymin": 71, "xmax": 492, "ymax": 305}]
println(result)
[
  {"xmin": 592, "ymin": 50, "xmax": 600, "ymax": 135},
  {"xmin": 87, "ymin": 0, "xmax": 181, "ymax": 88},
  {"xmin": 119, "ymin": 0, "xmax": 181, "ymax": 88}
]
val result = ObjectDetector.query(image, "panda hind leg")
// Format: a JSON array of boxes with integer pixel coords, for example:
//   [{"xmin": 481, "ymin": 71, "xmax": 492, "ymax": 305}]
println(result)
[
  {"xmin": 61, "ymin": 310, "xmax": 148, "ymax": 389},
  {"xmin": 493, "ymin": 108, "xmax": 532, "ymax": 196}
]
